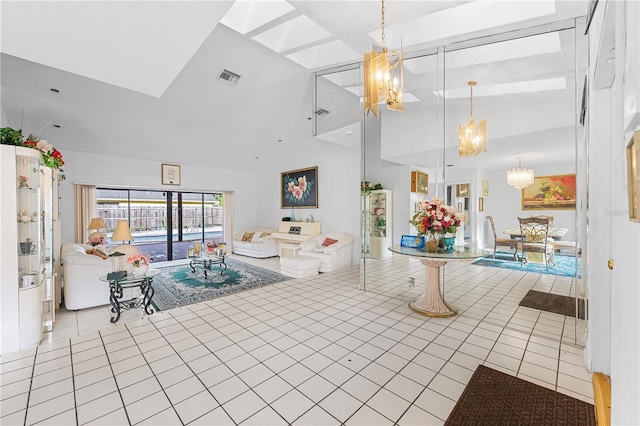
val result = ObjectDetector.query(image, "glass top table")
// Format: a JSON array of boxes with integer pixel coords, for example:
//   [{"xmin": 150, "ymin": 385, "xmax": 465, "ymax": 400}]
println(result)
[
  {"xmin": 100, "ymin": 269, "xmax": 160, "ymax": 323},
  {"xmin": 389, "ymin": 245, "xmax": 486, "ymax": 317}
]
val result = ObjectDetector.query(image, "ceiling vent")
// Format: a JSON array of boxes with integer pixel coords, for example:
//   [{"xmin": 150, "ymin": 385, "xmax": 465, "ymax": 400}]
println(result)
[
  {"xmin": 216, "ymin": 69, "xmax": 241, "ymax": 86},
  {"xmin": 315, "ymin": 108, "xmax": 330, "ymax": 116}
]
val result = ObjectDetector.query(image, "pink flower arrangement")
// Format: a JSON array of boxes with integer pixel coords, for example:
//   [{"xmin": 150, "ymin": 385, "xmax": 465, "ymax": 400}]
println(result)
[
  {"xmin": 88, "ymin": 234, "xmax": 107, "ymax": 247},
  {"xmin": 409, "ymin": 197, "xmax": 466, "ymax": 236},
  {"xmin": 206, "ymin": 240, "xmax": 220, "ymax": 249},
  {"xmin": 127, "ymin": 253, "xmax": 150, "ymax": 267}
]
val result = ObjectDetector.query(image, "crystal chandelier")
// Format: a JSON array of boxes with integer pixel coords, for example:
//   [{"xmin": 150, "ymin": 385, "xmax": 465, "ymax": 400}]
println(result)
[
  {"xmin": 507, "ymin": 157, "xmax": 535, "ymax": 189},
  {"xmin": 459, "ymin": 81, "xmax": 487, "ymax": 157},
  {"xmin": 363, "ymin": 0, "xmax": 403, "ymax": 118}
]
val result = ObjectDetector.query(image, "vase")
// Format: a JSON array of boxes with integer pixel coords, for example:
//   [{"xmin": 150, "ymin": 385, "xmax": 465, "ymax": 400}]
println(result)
[
  {"xmin": 207, "ymin": 246, "xmax": 214, "ymax": 254},
  {"xmin": 133, "ymin": 264, "xmax": 149, "ymax": 276},
  {"xmin": 424, "ymin": 233, "xmax": 441, "ymax": 252},
  {"xmin": 444, "ymin": 237, "xmax": 455, "ymax": 252}
]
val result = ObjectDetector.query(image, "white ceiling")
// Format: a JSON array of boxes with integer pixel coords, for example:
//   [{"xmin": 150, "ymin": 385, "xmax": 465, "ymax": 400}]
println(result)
[{"xmin": 0, "ymin": 1, "xmax": 588, "ymax": 172}]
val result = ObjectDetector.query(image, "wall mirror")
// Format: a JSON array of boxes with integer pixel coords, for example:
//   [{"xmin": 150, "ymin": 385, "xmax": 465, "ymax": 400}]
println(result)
[{"xmin": 314, "ymin": 18, "xmax": 587, "ymax": 346}]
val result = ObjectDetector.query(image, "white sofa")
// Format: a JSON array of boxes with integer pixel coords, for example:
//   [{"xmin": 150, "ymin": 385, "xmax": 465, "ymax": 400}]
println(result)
[
  {"xmin": 61, "ymin": 243, "xmax": 142, "ymax": 310},
  {"xmin": 298, "ymin": 232, "xmax": 353, "ymax": 273},
  {"xmin": 233, "ymin": 228, "xmax": 278, "ymax": 258}
]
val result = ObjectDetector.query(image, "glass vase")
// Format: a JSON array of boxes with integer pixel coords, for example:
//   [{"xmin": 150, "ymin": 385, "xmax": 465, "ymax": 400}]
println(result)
[{"xmin": 424, "ymin": 233, "xmax": 441, "ymax": 252}]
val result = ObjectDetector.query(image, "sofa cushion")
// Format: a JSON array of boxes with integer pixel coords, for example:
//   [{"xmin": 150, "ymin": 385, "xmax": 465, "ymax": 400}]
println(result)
[
  {"xmin": 241, "ymin": 232, "xmax": 255, "ymax": 242},
  {"xmin": 86, "ymin": 248, "xmax": 108, "ymax": 259},
  {"xmin": 251, "ymin": 231, "xmax": 263, "ymax": 243}
]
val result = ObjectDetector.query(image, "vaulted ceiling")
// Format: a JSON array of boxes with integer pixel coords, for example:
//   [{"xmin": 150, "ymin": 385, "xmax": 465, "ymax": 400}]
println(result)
[{"xmin": 0, "ymin": 1, "xmax": 587, "ymax": 172}]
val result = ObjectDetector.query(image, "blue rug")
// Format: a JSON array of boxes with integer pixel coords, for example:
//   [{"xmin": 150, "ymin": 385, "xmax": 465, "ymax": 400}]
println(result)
[
  {"xmin": 150, "ymin": 258, "xmax": 290, "ymax": 311},
  {"xmin": 472, "ymin": 251, "xmax": 581, "ymax": 277}
]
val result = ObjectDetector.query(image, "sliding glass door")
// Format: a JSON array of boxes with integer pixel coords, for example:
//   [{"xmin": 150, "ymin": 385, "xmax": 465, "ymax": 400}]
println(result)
[{"xmin": 97, "ymin": 188, "xmax": 223, "ymax": 262}]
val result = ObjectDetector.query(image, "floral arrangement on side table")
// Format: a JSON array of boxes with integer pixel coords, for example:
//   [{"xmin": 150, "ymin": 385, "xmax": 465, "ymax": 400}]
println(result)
[
  {"xmin": 128, "ymin": 253, "xmax": 150, "ymax": 268},
  {"xmin": 409, "ymin": 198, "xmax": 466, "ymax": 251},
  {"xmin": 88, "ymin": 234, "xmax": 107, "ymax": 247}
]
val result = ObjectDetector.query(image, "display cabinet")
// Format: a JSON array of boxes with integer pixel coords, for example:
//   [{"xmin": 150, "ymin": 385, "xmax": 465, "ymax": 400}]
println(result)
[
  {"xmin": 1, "ymin": 145, "xmax": 59, "ymax": 354},
  {"xmin": 361, "ymin": 189, "xmax": 393, "ymax": 258}
]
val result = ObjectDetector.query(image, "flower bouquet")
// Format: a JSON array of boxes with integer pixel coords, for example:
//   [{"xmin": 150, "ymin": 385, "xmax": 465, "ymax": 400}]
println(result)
[
  {"xmin": 206, "ymin": 240, "xmax": 219, "ymax": 252},
  {"xmin": 409, "ymin": 198, "xmax": 466, "ymax": 251},
  {"xmin": 128, "ymin": 253, "xmax": 150, "ymax": 267},
  {"xmin": 88, "ymin": 234, "xmax": 107, "ymax": 247}
]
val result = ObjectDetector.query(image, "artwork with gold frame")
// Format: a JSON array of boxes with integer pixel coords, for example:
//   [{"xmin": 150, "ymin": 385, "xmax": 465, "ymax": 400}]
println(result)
[
  {"xmin": 478, "ymin": 197, "xmax": 484, "ymax": 212},
  {"xmin": 411, "ymin": 171, "xmax": 429, "ymax": 195},
  {"xmin": 627, "ymin": 131, "xmax": 640, "ymax": 222},
  {"xmin": 456, "ymin": 184, "xmax": 469, "ymax": 198},
  {"xmin": 522, "ymin": 174, "xmax": 576, "ymax": 210},
  {"xmin": 281, "ymin": 166, "xmax": 318, "ymax": 208},
  {"xmin": 482, "ymin": 180, "xmax": 489, "ymax": 196},
  {"xmin": 162, "ymin": 163, "xmax": 181, "ymax": 185}
]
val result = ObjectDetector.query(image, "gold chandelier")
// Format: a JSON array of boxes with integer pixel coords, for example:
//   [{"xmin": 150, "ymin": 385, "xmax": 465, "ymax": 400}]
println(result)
[
  {"xmin": 507, "ymin": 157, "xmax": 535, "ymax": 189},
  {"xmin": 459, "ymin": 81, "xmax": 487, "ymax": 157},
  {"xmin": 363, "ymin": 0, "xmax": 403, "ymax": 118}
]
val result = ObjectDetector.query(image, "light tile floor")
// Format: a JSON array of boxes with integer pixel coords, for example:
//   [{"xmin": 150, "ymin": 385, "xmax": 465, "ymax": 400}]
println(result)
[{"xmin": 1, "ymin": 254, "xmax": 592, "ymax": 425}]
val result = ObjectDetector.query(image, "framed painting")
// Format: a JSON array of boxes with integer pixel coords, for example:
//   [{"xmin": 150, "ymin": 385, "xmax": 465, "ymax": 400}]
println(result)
[
  {"xmin": 162, "ymin": 163, "xmax": 181, "ymax": 185},
  {"xmin": 456, "ymin": 184, "xmax": 469, "ymax": 198},
  {"xmin": 281, "ymin": 166, "xmax": 318, "ymax": 208},
  {"xmin": 411, "ymin": 170, "xmax": 428, "ymax": 195},
  {"xmin": 478, "ymin": 197, "xmax": 484, "ymax": 212},
  {"xmin": 627, "ymin": 131, "xmax": 639, "ymax": 222},
  {"xmin": 522, "ymin": 174, "xmax": 577, "ymax": 210}
]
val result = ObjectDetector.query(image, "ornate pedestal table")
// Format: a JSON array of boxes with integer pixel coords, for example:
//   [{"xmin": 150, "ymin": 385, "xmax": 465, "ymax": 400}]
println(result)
[
  {"xmin": 100, "ymin": 269, "xmax": 159, "ymax": 323},
  {"xmin": 389, "ymin": 245, "xmax": 485, "ymax": 317}
]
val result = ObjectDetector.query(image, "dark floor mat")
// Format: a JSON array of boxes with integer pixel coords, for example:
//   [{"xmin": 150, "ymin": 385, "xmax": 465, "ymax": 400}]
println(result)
[{"xmin": 519, "ymin": 289, "xmax": 586, "ymax": 319}]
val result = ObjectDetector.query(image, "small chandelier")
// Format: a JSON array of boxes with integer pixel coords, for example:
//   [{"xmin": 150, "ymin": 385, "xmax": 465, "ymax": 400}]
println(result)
[
  {"xmin": 507, "ymin": 157, "xmax": 535, "ymax": 189},
  {"xmin": 459, "ymin": 81, "xmax": 487, "ymax": 157},
  {"xmin": 363, "ymin": 0, "xmax": 403, "ymax": 118}
]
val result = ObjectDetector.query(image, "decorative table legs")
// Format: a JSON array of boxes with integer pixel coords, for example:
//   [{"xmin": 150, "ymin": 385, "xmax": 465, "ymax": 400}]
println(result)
[{"xmin": 409, "ymin": 258, "xmax": 457, "ymax": 317}]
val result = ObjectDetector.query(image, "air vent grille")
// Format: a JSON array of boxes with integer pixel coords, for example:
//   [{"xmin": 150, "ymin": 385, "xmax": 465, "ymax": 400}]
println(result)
[
  {"xmin": 315, "ymin": 108, "xmax": 330, "ymax": 116},
  {"xmin": 216, "ymin": 69, "xmax": 241, "ymax": 85}
]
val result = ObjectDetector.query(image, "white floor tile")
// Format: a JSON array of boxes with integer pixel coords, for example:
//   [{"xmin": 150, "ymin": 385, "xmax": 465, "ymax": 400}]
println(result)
[
  {"xmin": 318, "ymin": 388, "xmax": 363, "ymax": 422},
  {"xmin": 173, "ymin": 389, "xmax": 220, "ymax": 424},
  {"xmin": 270, "ymin": 388, "xmax": 315, "ymax": 423},
  {"xmin": 295, "ymin": 405, "xmax": 341, "ymax": 425}
]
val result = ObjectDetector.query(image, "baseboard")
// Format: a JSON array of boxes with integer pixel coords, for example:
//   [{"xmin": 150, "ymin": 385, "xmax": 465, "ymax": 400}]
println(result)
[{"xmin": 592, "ymin": 372, "xmax": 611, "ymax": 426}]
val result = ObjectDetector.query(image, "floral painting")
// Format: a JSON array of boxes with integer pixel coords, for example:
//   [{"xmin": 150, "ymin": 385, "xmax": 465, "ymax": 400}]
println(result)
[
  {"xmin": 522, "ymin": 174, "xmax": 576, "ymax": 210},
  {"xmin": 281, "ymin": 167, "xmax": 318, "ymax": 208}
]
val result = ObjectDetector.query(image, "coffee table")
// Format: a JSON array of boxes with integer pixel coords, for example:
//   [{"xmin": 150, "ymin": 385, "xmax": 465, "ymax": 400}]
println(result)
[
  {"xmin": 389, "ymin": 245, "xmax": 485, "ymax": 317},
  {"xmin": 189, "ymin": 254, "xmax": 227, "ymax": 278}
]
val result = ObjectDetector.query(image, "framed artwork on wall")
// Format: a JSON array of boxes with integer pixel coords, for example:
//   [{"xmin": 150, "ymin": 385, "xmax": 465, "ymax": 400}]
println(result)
[
  {"xmin": 281, "ymin": 166, "xmax": 318, "ymax": 208},
  {"xmin": 627, "ymin": 131, "xmax": 639, "ymax": 222},
  {"xmin": 411, "ymin": 171, "xmax": 429, "ymax": 195},
  {"xmin": 456, "ymin": 184, "xmax": 469, "ymax": 198},
  {"xmin": 161, "ymin": 163, "xmax": 181, "ymax": 185},
  {"xmin": 522, "ymin": 174, "xmax": 577, "ymax": 210},
  {"xmin": 479, "ymin": 197, "xmax": 484, "ymax": 212}
]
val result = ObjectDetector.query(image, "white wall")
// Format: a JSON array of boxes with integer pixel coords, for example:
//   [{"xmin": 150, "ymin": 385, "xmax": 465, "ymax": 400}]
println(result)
[{"xmin": 58, "ymin": 151, "xmax": 259, "ymax": 247}]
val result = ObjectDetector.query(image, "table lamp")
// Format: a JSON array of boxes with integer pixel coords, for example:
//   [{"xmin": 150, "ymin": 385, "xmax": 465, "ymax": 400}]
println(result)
[
  {"xmin": 87, "ymin": 217, "xmax": 107, "ymax": 246},
  {"xmin": 110, "ymin": 221, "xmax": 133, "ymax": 273}
]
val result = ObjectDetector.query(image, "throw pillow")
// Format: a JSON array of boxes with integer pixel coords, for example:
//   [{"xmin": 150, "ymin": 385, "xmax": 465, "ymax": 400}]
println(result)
[
  {"xmin": 241, "ymin": 232, "xmax": 255, "ymax": 242},
  {"xmin": 314, "ymin": 246, "xmax": 325, "ymax": 253},
  {"xmin": 261, "ymin": 232, "xmax": 272, "ymax": 238},
  {"xmin": 86, "ymin": 248, "xmax": 108, "ymax": 259},
  {"xmin": 322, "ymin": 237, "xmax": 339, "ymax": 247},
  {"xmin": 251, "ymin": 232, "xmax": 263, "ymax": 243}
]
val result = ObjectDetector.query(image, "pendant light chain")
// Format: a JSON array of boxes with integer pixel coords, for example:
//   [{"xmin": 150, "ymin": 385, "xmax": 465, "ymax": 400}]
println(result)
[
  {"xmin": 380, "ymin": 0, "xmax": 386, "ymax": 47},
  {"xmin": 469, "ymin": 83, "xmax": 474, "ymax": 117}
]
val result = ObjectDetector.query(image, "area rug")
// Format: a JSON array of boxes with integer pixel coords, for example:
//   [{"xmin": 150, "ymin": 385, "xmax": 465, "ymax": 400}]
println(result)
[
  {"xmin": 519, "ymin": 290, "xmax": 586, "ymax": 319},
  {"xmin": 444, "ymin": 365, "xmax": 595, "ymax": 426},
  {"xmin": 471, "ymin": 251, "xmax": 581, "ymax": 277},
  {"xmin": 150, "ymin": 259, "xmax": 291, "ymax": 311}
]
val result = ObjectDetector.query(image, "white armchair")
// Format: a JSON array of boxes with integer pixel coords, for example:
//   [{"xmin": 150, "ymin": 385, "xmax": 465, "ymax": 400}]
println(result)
[{"xmin": 299, "ymin": 232, "xmax": 353, "ymax": 273}]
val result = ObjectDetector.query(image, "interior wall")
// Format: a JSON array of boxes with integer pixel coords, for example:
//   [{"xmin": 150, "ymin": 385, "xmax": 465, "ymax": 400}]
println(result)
[
  {"xmin": 58, "ymin": 151, "xmax": 258, "ymax": 247},
  {"xmin": 255, "ymin": 138, "xmax": 361, "ymax": 266}
]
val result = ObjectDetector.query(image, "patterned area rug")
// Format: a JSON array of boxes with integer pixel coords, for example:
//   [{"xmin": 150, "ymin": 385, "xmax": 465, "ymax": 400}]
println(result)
[
  {"xmin": 150, "ymin": 258, "xmax": 290, "ymax": 311},
  {"xmin": 445, "ymin": 365, "xmax": 595, "ymax": 426},
  {"xmin": 471, "ymin": 251, "xmax": 582, "ymax": 277}
]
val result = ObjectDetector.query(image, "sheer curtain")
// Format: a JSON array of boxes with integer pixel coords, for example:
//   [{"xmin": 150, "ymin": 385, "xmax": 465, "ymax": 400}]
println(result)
[
  {"xmin": 223, "ymin": 191, "xmax": 234, "ymax": 252},
  {"xmin": 74, "ymin": 184, "xmax": 97, "ymax": 244}
]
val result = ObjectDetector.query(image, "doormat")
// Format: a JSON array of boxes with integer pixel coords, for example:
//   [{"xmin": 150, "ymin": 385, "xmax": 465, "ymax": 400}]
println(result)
[
  {"xmin": 519, "ymin": 289, "xmax": 586, "ymax": 319},
  {"xmin": 150, "ymin": 258, "xmax": 291, "ymax": 311},
  {"xmin": 444, "ymin": 365, "xmax": 595, "ymax": 426},
  {"xmin": 472, "ymin": 251, "xmax": 581, "ymax": 278}
]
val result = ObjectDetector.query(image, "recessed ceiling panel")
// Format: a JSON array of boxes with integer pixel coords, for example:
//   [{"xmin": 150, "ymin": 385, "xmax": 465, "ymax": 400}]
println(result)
[
  {"xmin": 252, "ymin": 15, "xmax": 331, "ymax": 53},
  {"xmin": 0, "ymin": 1, "xmax": 233, "ymax": 98},
  {"xmin": 220, "ymin": 0, "xmax": 295, "ymax": 35},
  {"xmin": 286, "ymin": 40, "xmax": 361, "ymax": 70},
  {"xmin": 435, "ymin": 78, "xmax": 567, "ymax": 98}
]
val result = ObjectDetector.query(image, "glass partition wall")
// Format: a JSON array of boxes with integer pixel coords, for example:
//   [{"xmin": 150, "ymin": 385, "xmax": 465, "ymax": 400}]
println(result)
[{"xmin": 315, "ymin": 19, "xmax": 587, "ymax": 346}]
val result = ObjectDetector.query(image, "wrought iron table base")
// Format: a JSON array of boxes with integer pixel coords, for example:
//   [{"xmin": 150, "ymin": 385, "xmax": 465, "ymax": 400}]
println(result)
[{"xmin": 109, "ymin": 279, "xmax": 155, "ymax": 323}]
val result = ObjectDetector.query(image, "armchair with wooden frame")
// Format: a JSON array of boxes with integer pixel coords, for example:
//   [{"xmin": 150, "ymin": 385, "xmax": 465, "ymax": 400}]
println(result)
[
  {"xmin": 518, "ymin": 216, "xmax": 555, "ymax": 270},
  {"xmin": 485, "ymin": 216, "xmax": 519, "ymax": 260}
]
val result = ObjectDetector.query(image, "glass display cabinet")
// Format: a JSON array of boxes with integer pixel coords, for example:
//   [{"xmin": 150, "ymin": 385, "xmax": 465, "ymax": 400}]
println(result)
[{"xmin": 362, "ymin": 189, "xmax": 393, "ymax": 258}]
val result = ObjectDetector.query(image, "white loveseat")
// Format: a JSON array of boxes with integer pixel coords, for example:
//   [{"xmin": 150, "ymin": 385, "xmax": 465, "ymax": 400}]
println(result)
[
  {"xmin": 232, "ymin": 228, "xmax": 278, "ymax": 258},
  {"xmin": 61, "ymin": 243, "xmax": 142, "ymax": 310},
  {"xmin": 298, "ymin": 232, "xmax": 353, "ymax": 273}
]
